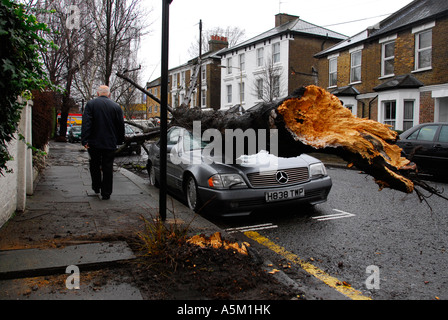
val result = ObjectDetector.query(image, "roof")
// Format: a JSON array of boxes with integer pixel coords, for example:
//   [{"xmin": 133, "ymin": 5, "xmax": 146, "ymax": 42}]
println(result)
[
  {"xmin": 373, "ymin": 74, "xmax": 424, "ymax": 92},
  {"xmin": 370, "ymin": 0, "xmax": 448, "ymax": 38},
  {"xmin": 219, "ymin": 18, "xmax": 347, "ymax": 55},
  {"xmin": 331, "ymin": 85, "xmax": 360, "ymax": 96},
  {"xmin": 315, "ymin": 0, "xmax": 448, "ymax": 57}
]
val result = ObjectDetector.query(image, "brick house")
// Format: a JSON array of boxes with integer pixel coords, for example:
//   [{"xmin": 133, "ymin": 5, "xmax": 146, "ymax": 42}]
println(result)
[
  {"xmin": 315, "ymin": 0, "xmax": 448, "ymax": 131},
  {"xmin": 218, "ymin": 14, "xmax": 347, "ymax": 110},
  {"xmin": 146, "ymin": 77, "xmax": 163, "ymax": 119}
]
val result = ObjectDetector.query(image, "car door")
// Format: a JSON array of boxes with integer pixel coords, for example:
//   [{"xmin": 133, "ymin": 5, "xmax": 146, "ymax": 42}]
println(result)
[
  {"xmin": 404, "ymin": 124, "xmax": 439, "ymax": 168},
  {"xmin": 431, "ymin": 124, "xmax": 448, "ymax": 172},
  {"xmin": 166, "ymin": 128, "xmax": 183, "ymax": 189}
]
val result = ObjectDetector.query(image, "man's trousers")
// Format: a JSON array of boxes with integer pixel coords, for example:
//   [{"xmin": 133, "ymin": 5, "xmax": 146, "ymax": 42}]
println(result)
[{"xmin": 88, "ymin": 148, "xmax": 115, "ymax": 197}]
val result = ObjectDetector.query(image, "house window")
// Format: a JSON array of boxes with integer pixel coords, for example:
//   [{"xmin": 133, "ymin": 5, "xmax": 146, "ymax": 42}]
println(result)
[
  {"xmin": 226, "ymin": 57, "xmax": 233, "ymax": 74},
  {"xmin": 415, "ymin": 29, "xmax": 432, "ymax": 70},
  {"xmin": 227, "ymin": 85, "xmax": 232, "ymax": 103},
  {"xmin": 350, "ymin": 50, "xmax": 362, "ymax": 83},
  {"xmin": 329, "ymin": 58, "xmax": 337, "ymax": 87},
  {"xmin": 201, "ymin": 67, "xmax": 206, "ymax": 82},
  {"xmin": 272, "ymin": 42, "xmax": 280, "ymax": 63},
  {"xmin": 403, "ymin": 100, "xmax": 414, "ymax": 131},
  {"xmin": 257, "ymin": 79, "xmax": 263, "ymax": 100},
  {"xmin": 239, "ymin": 82, "xmax": 245, "ymax": 103},
  {"xmin": 383, "ymin": 101, "xmax": 396, "ymax": 129},
  {"xmin": 257, "ymin": 48, "xmax": 264, "ymax": 67},
  {"xmin": 201, "ymin": 90, "xmax": 206, "ymax": 107},
  {"xmin": 382, "ymin": 41, "xmax": 395, "ymax": 76},
  {"xmin": 273, "ymin": 76, "xmax": 280, "ymax": 98},
  {"xmin": 181, "ymin": 71, "xmax": 185, "ymax": 86},
  {"xmin": 239, "ymin": 53, "xmax": 245, "ymax": 71}
]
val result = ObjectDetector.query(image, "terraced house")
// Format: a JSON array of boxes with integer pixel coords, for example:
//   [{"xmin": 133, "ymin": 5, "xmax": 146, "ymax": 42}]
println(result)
[
  {"xmin": 218, "ymin": 14, "xmax": 347, "ymax": 111},
  {"xmin": 315, "ymin": 0, "xmax": 448, "ymax": 132}
]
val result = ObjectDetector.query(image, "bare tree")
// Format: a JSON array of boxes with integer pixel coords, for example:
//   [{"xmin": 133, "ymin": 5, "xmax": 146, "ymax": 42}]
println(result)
[
  {"xmin": 188, "ymin": 26, "xmax": 246, "ymax": 58},
  {"xmin": 31, "ymin": 0, "xmax": 95, "ymax": 138},
  {"xmin": 87, "ymin": 0, "xmax": 148, "ymax": 88},
  {"xmin": 253, "ymin": 58, "xmax": 286, "ymax": 103}
]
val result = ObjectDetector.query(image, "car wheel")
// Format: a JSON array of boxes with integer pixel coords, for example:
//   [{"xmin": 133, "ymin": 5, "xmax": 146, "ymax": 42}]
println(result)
[
  {"xmin": 185, "ymin": 175, "xmax": 201, "ymax": 212},
  {"xmin": 148, "ymin": 163, "xmax": 159, "ymax": 187}
]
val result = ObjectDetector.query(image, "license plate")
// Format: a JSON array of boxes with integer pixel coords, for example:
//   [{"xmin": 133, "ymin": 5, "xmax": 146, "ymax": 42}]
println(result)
[{"xmin": 265, "ymin": 188, "xmax": 304, "ymax": 203}]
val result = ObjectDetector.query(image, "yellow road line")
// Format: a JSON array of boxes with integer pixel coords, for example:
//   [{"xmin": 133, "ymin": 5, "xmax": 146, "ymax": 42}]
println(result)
[{"xmin": 244, "ymin": 231, "xmax": 372, "ymax": 300}]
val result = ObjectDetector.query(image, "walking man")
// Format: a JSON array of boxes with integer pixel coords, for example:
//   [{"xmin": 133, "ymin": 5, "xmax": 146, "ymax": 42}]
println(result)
[{"xmin": 81, "ymin": 85, "xmax": 125, "ymax": 200}]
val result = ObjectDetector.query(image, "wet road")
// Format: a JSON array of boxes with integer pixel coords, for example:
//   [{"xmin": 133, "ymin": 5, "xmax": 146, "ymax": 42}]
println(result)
[
  {"xmin": 209, "ymin": 167, "xmax": 448, "ymax": 300},
  {"xmin": 118, "ymin": 151, "xmax": 448, "ymax": 300}
]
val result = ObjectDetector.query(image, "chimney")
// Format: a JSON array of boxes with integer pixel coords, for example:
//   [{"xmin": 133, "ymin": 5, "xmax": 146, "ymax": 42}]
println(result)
[
  {"xmin": 208, "ymin": 35, "xmax": 229, "ymax": 53},
  {"xmin": 275, "ymin": 13, "xmax": 300, "ymax": 27}
]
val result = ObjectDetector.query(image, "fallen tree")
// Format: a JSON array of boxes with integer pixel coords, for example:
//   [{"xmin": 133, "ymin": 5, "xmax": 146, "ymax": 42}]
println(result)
[
  {"xmin": 171, "ymin": 85, "xmax": 447, "ymax": 204},
  {"xmin": 117, "ymin": 71, "xmax": 447, "ymax": 204}
]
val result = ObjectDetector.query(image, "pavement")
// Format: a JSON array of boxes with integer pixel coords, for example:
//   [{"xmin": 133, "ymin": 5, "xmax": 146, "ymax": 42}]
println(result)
[
  {"xmin": 0, "ymin": 141, "xmax": 348, "ymax": 300},
  {"xmin": 0, "ymin": 141, "xmax": 222, "ymax": 300}
]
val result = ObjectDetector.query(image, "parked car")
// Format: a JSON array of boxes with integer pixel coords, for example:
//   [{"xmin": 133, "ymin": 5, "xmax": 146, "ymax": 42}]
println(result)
[
  {"xmin": 396, "ymin": 122, "xmax": 448, "ymax": 176},
  {"xmin": 116, "ymin": 124, "xmax": 142, "ymax": 155},
  {"xmin": 67, "ymin": 126, "xmax": 82, "ymax": 143},
  {"xmin": 146, "ymin": 126, "xmax": 332, "ymax": 216}
]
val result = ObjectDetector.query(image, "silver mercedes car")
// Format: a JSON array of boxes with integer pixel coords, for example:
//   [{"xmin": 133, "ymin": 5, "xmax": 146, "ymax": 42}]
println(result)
[{"xmin": 146, "ymin": 126, "xmax": 332, "ymax": 216}]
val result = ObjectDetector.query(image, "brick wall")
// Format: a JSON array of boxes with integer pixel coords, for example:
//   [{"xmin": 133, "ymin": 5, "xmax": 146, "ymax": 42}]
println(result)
[{"xmin": 288, "ymin": 35, "xmax": 341, "ymax": 91}]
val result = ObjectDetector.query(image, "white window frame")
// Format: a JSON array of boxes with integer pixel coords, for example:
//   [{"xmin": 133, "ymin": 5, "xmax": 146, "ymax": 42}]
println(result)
[
  {"xmin": 239, "ymin": 82, "xmax": 245, "ymax": 103},
  {"xmin": 381, "ymin": 40, "xmax": 395, "ymax": 77},
  {"xmin": 226, "ymin": 57, "xmax": 233, "ymax": 74},
  {"xmin": 227, "ymin": 84, "xmax": 232, "ymax": 104},
  {"xmin": 239, "ymin": 53, "xmax": 245, "ymax": 71},
  {"xmin": 329, "ymin": 57, "xmax": 337, "ymax": 87},
  {"xmin": 273, "ymin": 76, "xmax": 280, "ymax": 98},
  {"xmin": 272, "ymin": 42, "xmax": 280, "ymax": 64},
  {"xmin": 201, "ymin": 89, "xmax": 206, "ymax": 107},
  {"xmin": 383, "ymin": 100, "xmax": 397, "ymax": 129},
  {"xmin": 257, "ymin": 48, "xmax": 264, "ymax": 67},
  {"xmin": 414, "ymin": 29, "xmax": 432, "ymax": 71},
  {"xmin": 201, "ymin": 67, "xmax": 206, "ymax": 82},
  {"xmin": 403, "ymin": 100, "xmax": 415, "ymax": 131},
  {"xmin": 350, "ymin": 50, "xmax": 362, "ymax": 84}
]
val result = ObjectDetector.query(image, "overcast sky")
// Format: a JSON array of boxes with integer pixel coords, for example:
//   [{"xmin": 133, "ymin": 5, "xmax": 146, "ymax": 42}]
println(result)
[{"xmin": 139, "ymin": 0, "xmax": 415, "ymax": 84}]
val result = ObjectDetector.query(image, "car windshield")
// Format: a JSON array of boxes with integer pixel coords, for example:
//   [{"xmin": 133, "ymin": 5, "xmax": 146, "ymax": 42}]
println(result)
[
  {"xmin": 183, "ymin": 131, "xmax": 209, "ymax": 151},
  {"xmin": 125, "ymin": 126, "xmax": 134, "ymax": 135}
]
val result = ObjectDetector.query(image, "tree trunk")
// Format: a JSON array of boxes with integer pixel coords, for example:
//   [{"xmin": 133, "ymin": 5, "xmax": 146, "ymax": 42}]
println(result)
[
  {"xmin": 171, "ymin": 85, "xmax": 441, "ymax": 199},
  {"xmin": 118, "ymin": 67, "xmax": 447, "ymax": 204}
]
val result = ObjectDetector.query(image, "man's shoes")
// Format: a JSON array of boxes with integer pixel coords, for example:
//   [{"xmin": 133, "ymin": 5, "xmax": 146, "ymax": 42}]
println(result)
[{"xmin": 102, "ymin": 195, "xmax": 110, "ymax": 200}]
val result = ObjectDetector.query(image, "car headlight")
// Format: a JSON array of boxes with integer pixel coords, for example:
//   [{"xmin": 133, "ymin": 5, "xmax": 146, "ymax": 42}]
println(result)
[
  {"xmin": 310, "ymin": 163, "xmax": 327, "ymax": 179},
  {"xmin": 208, "ymin": 174, "xmax": 247, "ymax": 189}
]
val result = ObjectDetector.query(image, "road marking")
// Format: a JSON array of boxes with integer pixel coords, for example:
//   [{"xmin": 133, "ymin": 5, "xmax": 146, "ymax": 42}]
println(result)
[
  {"xmin": 225, "ymin": 223, "xmax": 278, "ymax": 234},
  {"xmin": 244, "ymin": 231, "xmax": 372, "ymax": 300},
  {"xmin": 312, "ymin": 209, "xmax": 356, "ymax": 221}
]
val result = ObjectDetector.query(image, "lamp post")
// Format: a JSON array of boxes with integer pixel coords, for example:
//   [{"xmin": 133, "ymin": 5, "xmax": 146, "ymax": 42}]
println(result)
[{"xmin": 159, "ymin": 0, "xmax": 172, "ymax": 221}]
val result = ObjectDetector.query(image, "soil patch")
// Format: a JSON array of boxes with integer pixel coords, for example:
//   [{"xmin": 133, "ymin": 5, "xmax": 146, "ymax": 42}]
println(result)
[{"xmin": 127, "ymin": 234, "xmax": 299, "ymax": 300}]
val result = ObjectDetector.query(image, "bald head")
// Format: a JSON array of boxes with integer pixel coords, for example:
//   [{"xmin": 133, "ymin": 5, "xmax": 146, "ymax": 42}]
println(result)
[{"xmin": 97, "ymin": 85, "xmax": 111, "ymax": 97}]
